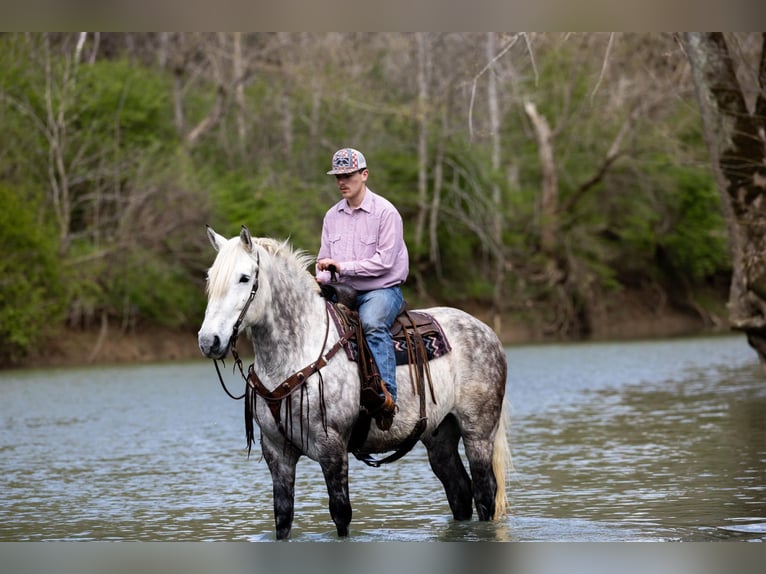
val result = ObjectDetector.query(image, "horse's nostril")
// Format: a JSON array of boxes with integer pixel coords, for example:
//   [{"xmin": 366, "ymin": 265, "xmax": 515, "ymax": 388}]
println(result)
[{"xmin": 199, "ymin": 334, "xmax": 222, "ymax": 357}]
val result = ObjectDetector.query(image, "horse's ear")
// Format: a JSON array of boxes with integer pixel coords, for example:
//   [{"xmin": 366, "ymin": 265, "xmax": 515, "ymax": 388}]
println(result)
[
  {"xmin": 206, "ymin": 225, "xmax": 226, "ymax": 252},
  {"xmin": 240, "ymin": 225, "xmax": 254, "ymax": 252}
]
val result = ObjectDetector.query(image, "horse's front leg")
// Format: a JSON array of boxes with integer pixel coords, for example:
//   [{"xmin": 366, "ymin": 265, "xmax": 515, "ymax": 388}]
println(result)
[
  {"xmin": 318, "ymin": 438, "xmax": 352, "ymax": 537},
  {"xmin": 261, "ymin": 435, "xmax": 300, "ymax": 540}
]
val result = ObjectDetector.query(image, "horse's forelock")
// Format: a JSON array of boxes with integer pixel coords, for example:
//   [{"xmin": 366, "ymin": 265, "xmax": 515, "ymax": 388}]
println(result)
[{"xmin": 206, "ymin": 239, "xmax": 249, "ymax": 301}]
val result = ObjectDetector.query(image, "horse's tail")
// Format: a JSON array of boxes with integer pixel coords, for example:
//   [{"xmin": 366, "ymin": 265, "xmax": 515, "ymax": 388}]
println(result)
[{"xmin": 492, "ymin": 399, "xmax": 512, "ymax": 519}]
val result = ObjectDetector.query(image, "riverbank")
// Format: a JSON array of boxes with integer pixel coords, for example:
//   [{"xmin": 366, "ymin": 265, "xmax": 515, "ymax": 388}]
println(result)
[{"xmin": 13, "ymin": 288, "xmax": 728, "ymax": 369}]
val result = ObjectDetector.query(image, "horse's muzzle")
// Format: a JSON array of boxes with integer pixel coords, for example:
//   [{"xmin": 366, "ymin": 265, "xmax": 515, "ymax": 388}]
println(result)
[{"xmin": 198, "ymin": 333, "xmax": 228, "ymax": 359}]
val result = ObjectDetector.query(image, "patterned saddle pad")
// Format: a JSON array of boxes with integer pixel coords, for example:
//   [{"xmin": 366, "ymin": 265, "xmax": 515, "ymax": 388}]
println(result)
[{"xmin": 327, "ymin": 304, "xmax": 451, "ymax": 366}]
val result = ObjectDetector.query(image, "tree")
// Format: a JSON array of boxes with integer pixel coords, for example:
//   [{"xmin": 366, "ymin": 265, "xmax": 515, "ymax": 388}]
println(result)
[
  {"xmin": 0, "ymin": 185, "xmax": 65, "ymax": 363},
  {"xmin": 486, "ymin": 32, "xmax": 507, "ymax": 333},
  {"xmin": 683, "ymin": 32, "xmax": 766, "ymax": 369}
]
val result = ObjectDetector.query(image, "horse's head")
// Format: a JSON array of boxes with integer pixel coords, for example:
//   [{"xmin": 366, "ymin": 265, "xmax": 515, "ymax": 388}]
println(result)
[{"xmin": 198, "ymin": 225, "xmax": 265, "ymax": 359}]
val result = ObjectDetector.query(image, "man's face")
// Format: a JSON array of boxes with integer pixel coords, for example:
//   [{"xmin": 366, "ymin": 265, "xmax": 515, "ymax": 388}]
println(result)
[{"xmin": 335, "ymin": 169, "xmax": 368, "ymax": 204}]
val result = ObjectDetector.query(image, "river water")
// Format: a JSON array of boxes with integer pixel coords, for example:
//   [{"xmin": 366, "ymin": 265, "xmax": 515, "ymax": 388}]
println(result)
[{"xmin": 1, "ymin": 334, "xmax": 764, "ymax": 542}]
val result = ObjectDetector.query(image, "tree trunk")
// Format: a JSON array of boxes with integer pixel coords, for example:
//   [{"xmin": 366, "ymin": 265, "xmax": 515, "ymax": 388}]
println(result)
[
  {"xmin": 172, "ymin": 52, "xmax": 185, "ymax": 135},
  {"xmin": 429, "ymin": 103, "xmax": 447, "ymax": 282},
  {"xmin": 233, "ymin": 32, "xmax": 247, "ymax": 149},
  {"xmin": 43, "ymin": 32, "xmax": 85, "ymax": 253},
  {"xmin": 683, "ymin": 32, "xmax": 766, "ymax": 369},
  {"xmin": 487, "ymin": 32, "xmax": 506, "ymax": 333},
  {"xmin": 524, "ymin": 101, "xmax": 559, "ymax": 255},
  {"xmin": 281, "ymin": 83, "xmax": 293, "ymax": 157},
  {"xmin": 414, "ymin": 32, "xmax": 430, "ymax": 257}
]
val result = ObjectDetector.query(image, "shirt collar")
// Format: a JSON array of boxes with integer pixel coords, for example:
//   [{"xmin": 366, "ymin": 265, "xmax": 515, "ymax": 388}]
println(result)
[{"xmin": 339, "ymin": 186, "xmax": 373, "ymax": 214}]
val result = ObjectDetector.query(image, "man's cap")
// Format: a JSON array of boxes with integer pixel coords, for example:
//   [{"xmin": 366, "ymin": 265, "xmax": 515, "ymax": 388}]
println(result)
[{"xmin": 327, "ymin": 148, "xmax": 367, "ymax": 175}]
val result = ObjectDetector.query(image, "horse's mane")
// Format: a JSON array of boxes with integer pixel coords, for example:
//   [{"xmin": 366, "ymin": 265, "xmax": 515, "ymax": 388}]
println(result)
[
  {"xmin": 253, "ymin": 237, "xmax": 316, "ymax": 273},
  {"xmin": 207, "ymin": 235, "xmax": 318, "ymax": 300}
]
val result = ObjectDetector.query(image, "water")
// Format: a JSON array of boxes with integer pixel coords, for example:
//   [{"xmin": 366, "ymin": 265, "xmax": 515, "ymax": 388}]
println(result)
[{"xmin": 1, "ymin": 334, "xmax": 764, "ymax": 541}]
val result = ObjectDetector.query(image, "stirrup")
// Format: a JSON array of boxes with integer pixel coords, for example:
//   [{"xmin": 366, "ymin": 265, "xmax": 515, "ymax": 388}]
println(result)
[
  {"xmin": 360, "ymin": 386, "xmax": 396, "ymax": 431},
  {"xmin": 375, "ymin": 386, "xmax": 396, "ymax": 431},
  {"xmin": 361, "ymin": 387, "xmax": 385, "ymax": 412}
]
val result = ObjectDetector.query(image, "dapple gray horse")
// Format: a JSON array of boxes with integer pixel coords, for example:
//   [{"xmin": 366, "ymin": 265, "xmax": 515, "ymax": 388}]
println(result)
[{"xmin": 198, "ymin": 226, "xmax": 510, "ymax": 539}]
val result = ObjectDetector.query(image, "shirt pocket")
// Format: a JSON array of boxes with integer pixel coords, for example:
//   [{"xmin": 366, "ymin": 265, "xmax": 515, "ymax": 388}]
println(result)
[
  {"xmin": 328, "ymin": 233, "xmax": 344, "ymax": 258},
  {"xmin": 358, "ymin": 226, "xmax": 379, "ymax": 259}
]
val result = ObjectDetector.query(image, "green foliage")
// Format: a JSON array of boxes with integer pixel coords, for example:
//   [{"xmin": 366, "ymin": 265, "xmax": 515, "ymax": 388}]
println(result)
[
  {"xmin": 0, "ymin": 34, "xmax": 737, "ymax": 349},
  {"xmin": 106, "ymin": 249, "xmax": 205, "ymax": 329},
  {"xmin": 0, "ymin": 46, "xmax": 48, "ymax": 194},
  {"xmin": 65, "ymin": 252, "xmax": 107, "ymax": 328},
  {"xmin": 74, "ymin": 59, "xmax": 174, "ymax": 151},
  {"xmin": 0, "ymin": 185, "xmax": 66, "ymax": 363},
  {"xmin": 207, "ymin": 167, "xmax": 328, "ymax": 256},
  {"xmin": 658, "ymin": 165, "xmax": 730, "ymax": 281}
]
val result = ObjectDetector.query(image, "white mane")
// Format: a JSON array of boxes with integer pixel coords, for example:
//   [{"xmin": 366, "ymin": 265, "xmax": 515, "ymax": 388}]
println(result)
[
  {"xmin": 206, "ymin": 235, "xmax": 318, "ymax": 301},
  {"xmin": 253, "ymin": 237, "xmax": 316, "ymax": 274}
]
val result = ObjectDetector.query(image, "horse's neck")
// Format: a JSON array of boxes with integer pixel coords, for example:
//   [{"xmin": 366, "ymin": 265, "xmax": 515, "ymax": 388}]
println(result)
[{"xmin": 249, "ymin": 266, "xmax": 327, "ymax": 380}]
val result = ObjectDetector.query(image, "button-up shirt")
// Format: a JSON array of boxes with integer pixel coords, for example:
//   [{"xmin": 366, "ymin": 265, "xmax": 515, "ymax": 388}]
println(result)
[{"xmin": 316, "ymin": 187, "xmax": 409, "ymax": 291}]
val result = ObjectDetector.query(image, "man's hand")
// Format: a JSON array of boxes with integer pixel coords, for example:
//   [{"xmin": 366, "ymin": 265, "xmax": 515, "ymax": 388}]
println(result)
[{"xmin": 317, "ymin": 258, "xmax": 340, "ymax": 273}]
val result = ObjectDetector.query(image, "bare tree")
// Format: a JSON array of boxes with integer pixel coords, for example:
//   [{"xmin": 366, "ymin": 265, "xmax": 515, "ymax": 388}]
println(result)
[
  {"xmin": 487, "ymin": 32, "xmax": 506, "ymax": 333},
  {"xmin": 42, "ymin": 32, "xmax": 89, "ymax": 251},
  {"xmin": 414, "ymin": 32, "xmax": 430, "ymax": 257},
  {"xmin": 524, "ymin": 101, "xmax": 558, "ymax": 255},
  {"xmin": 166, "ymin": 33, "xmax": 256, "ymax": 149},
  {"xmin": 233, "ymin": 32, "xmax": 247, "ymax": 149},
  {"xmin": 682, "ymin": 32, "xmax": 766, "ymax": 369}
]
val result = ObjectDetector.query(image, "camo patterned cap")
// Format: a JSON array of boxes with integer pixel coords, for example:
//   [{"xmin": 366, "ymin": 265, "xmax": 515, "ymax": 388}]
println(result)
[{"xmin": 326, "ymin": 148, "xmax": 367, "ymax": 175}]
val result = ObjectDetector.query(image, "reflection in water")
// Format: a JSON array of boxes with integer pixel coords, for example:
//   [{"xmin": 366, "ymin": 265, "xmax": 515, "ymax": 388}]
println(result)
[
  {"xmin": 516, "ymin": 381, "xmax": 766, "ymax": 540},
  {"xmin": 508, "ymin": 338, "xmax": 766, "ymax": 541},
  {"xmin": 0, "ymin": 335, "xmax": 764, "ymax": 541}
]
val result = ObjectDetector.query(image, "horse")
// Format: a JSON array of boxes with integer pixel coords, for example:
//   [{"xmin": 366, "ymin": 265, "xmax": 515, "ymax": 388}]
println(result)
[{"xmin": 197, "ymin": 225, "xmax": 510, "ymax": 539}]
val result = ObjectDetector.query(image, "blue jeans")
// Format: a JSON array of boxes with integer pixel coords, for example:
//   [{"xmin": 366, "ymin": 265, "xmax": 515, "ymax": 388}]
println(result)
[{"xmin": 356, "ymin": 286, "xmax": 403, "ymax": 403}]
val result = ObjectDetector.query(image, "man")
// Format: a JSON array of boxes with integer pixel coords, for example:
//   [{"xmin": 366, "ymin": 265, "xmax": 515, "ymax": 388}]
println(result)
[{"xmin": 316, "ymin": 148, "xmax": 409, "ymax": 431}]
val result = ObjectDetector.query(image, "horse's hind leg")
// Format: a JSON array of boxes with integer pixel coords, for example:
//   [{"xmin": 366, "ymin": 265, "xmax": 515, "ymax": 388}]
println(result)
[
  {"xmin": 463, "ymin": 432, "xmax": 498, "ymax": 520},
  {"xmin": 261, "ymin": 436, "xmax": 300, "ymax": 540},
  {"xmin": 422, "ymin": 414, "xmax": 473, "ymax": 520},
  {"xmin": 318, "ymin": 445, "xmax": 352, "ymax": 537}
]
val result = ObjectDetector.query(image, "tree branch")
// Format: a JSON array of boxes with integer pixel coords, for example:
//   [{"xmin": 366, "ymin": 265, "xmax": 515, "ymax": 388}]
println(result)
[{"xmin": 558, "ymin": 117, "xmax": 629, "ymax": 215}]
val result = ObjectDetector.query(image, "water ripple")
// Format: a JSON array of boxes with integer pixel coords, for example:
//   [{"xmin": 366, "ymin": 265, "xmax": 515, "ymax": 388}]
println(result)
[{"xmin": 1, "ymin": 335, "xmax": 764, "ymax": 541}]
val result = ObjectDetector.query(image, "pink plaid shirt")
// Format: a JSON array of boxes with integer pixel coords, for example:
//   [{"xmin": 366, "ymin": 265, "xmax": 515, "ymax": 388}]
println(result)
[{"xmin": 316, "ymin": 188, "xmax": 409, "ymax": 291}]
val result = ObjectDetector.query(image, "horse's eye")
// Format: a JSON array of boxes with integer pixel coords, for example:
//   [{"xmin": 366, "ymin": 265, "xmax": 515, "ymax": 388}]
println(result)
[{"xmin": 239, "ymin": 274, "xmax": 250, "ymax": 284}]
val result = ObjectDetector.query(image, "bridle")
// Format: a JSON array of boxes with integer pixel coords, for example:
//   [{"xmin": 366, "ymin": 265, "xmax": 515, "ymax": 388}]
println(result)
[{"xmin": 213, "ymin": 251, "xmax": 259, "ymax": 400}]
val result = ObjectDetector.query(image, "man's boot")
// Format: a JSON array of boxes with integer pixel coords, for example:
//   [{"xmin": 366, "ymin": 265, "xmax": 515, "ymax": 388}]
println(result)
[{"xmin": 375, "ymin": 383, "xmax": 396, "ymax": 431}]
